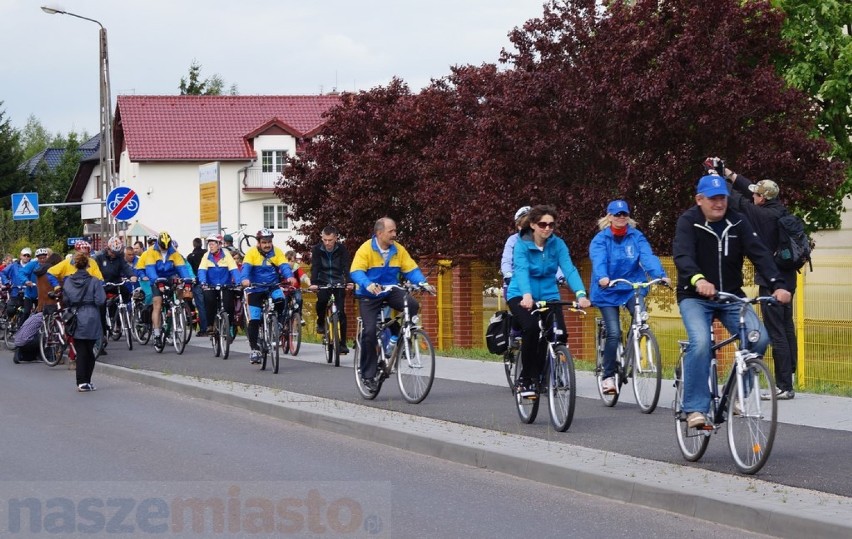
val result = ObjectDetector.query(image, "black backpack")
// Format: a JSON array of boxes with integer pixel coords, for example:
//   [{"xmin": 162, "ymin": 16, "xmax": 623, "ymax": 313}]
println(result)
[
  {"xmin": 775, "ymin": 210, "xmax": 813, "ymax": 272},
  {"xmin": 485, "ymin": 310, "xmax": 511, "ymax": 355}
]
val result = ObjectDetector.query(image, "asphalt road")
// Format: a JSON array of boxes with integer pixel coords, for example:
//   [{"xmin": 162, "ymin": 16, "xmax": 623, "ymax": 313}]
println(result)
[
  {"xmin": 83, "ymin": 332, "xmax": 852, "ymax": 499},
  {"xmin": 0, "ymin": 354, "xmax": 768, "ymax": 538}
]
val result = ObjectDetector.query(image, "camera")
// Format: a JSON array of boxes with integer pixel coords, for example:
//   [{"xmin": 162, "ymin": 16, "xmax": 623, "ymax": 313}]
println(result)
[{"xmin": 703, "ymin": 157, "xmax": 726, "ymax": 176}]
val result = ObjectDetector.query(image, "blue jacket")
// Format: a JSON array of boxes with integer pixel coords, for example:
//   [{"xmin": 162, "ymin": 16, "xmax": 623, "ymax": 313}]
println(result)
[
  {"xmin": 198, "ymin": 250, "xmax": 240, "ymax": 286},
  {"xmin": 507, "ymin": 231, "xmax": 586, "ymax": 302},
  {"xmin": 589, "ymin": 226, "xmax": 666, "ymax": 307},
  {"xmin": 144, "ymin": 243, "xmax": 191, "ymax": 282},
  {"xmin": 1, "ymin": 260, "xmax": 39, "ymax": 300}
]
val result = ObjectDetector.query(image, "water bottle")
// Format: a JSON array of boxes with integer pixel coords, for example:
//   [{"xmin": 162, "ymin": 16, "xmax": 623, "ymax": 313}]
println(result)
[
  {"xmin": 386, "ymin": 334, "xmax": 398, "ymax": 356},
  {"xmin": 380, "ymin": 328, "xmax": 391, "ymax": 355}
]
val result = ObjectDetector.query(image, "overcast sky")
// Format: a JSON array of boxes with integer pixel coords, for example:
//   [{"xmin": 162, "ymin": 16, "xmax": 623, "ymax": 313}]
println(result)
[{"xmin": 1, "ymin": 0, "xmax": 548, "ymax": 137}]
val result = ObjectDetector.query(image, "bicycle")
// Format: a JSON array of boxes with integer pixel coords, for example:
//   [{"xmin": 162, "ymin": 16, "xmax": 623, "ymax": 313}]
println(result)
[
  {"xmin": 130, "ymin": 287, "xmax": 152, "ymax": 345},
  {"xmin": 244, "ymin": 284, "xmax": 281, "ymax": 373},
  {"xmin": 39, "ymin": 291, "xmax": 102, "ymax": 367},
  {"xmin": 353, "ymin": 283, "xmax": 437, "ymax": 404},
  {"xmin": 279, "ymin": 285, "xmax": 302, "ymax": 356},
  {"xmin": 104, "ymin": 280, "xmax": 134, "ymax": 351},
  {"xmin": 152, "ymin": 278, "xmax": 189, "ymax": 354},
  {"xmin": 673, "ymin": 291, "xmax": 779, "ymax": 475},
  {"xmin": 594, "ymin": 278, "xmax": 666, "ymax": 413},
  {"xmin": 3, "ymin": 288, "xmax": 32, "ymax": 350},
  {"xmin": 0, "ymin": 284, "xmax": 10, "ymax": 331},
  {"xmin": 220, "ymin": 223, "xmax": 256, "ymax": 255},
  {"xmin": 509, "ymin": 301, "xmax": 584, "ymax": 432},
  {"xmin": 206, "ymin": 284, "xmax": 240, "ymax": 360},
  {"xmin": 310, "ymin": 283, "xmax": 347, "ymax": 367}
]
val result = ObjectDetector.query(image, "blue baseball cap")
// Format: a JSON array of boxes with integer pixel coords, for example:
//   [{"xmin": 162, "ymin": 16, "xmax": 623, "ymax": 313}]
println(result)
[
  {"xmin": 607, "ymin": 200, "xmax": 630, "ymax": 215},
  {"xmin": 697, "ymin": 175, "xmax": 728, "ymax": 197}
]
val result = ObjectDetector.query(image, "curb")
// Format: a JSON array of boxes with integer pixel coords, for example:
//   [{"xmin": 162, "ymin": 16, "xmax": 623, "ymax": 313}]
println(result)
[{"xmin": 99, "ymin": 363, "xmax": 852, "ymax": 538}]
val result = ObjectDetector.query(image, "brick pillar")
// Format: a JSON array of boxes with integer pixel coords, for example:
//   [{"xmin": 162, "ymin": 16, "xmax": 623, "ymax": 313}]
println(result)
[
  {"xmin": 450, "ymin": 257, "xmax": 484, "ymax": 349},
  {"xmin": 417, "ymin": 257, "xmax": 441, "ymax": 346},
  {"xmin": 560, "ymin": 258, "xmax": 592, "ymax": 361}
]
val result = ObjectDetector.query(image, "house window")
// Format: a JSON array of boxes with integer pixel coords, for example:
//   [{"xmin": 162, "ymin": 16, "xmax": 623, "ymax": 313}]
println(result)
[
  {"xmin": 261, "ymin": 150, "xmax": 288, "ymax": 173},
  {"xmin": 263, "ymin": 204, "xmax": 288, "ymax": 230}
]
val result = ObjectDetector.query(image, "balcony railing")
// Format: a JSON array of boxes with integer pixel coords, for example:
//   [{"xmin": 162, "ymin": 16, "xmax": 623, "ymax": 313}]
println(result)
[{"xmin": 242, "ymin": 168, "xmax": 282, "ymax": 191}]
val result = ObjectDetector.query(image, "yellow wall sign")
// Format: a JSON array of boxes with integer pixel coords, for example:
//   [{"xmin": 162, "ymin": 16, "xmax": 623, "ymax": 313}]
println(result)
[{"xmin": 199, "ymin": 162, "xmax": 220, "ymax": 237}]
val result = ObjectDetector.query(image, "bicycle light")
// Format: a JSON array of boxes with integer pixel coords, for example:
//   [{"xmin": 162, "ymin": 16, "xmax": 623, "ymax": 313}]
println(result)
[
  {"xmin": 639, "ymin": 311, "xmax": 650, "ymax": 322},
  {"xmin": 411, "ymin": 315, "xmax": 420, "ymax": 325},
  {"xmin": 747, "ymin": 329, "xmax": 761, "ymax": 343}
]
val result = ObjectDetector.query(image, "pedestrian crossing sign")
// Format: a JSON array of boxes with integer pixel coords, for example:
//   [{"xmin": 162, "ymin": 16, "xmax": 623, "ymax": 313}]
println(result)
[{"xmin": 11, "ymin": 192, "xmax": 39, "ymax": 220}]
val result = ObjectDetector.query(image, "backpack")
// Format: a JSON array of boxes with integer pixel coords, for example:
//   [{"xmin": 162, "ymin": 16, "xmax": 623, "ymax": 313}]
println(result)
[
  {"xmin": 775, "ymin": 210, "xmax": 813, "ymax": 272},
  {"xmin": 485, "ymin": 310, "xmax": 511, "ymax": 355}
]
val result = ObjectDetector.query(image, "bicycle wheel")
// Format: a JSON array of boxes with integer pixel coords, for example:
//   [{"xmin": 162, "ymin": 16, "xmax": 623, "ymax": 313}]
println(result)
[
  {"xmin": 288, "ymin": 312, "xmax": 302, "ymax": 356},
  {"xmin": 183, "ymin": 303, "xmax": 195, "ymax": 343},
  {"xmin": 92, "ymin": 335, "xmax": 104, "ymax": 359},
  {"xmin": 631, "ymin": 330, "xmax": 662, "ymax": 413},
  {"xmin": 727, "ymin": 357, "xmax": 777, "ymax": 475},
  {"xmin": 503, "ymin": 350, "xmax": 515, "ymax": 391},
  {"xmin": 270, "ymin": 313, "xmax": 281, "ymax": 374},
  {"xmin": 329, "ymin": 314, "xmax": 340, "ymax": 367},
  {"xmin": 40, "ymin": 318, "xmax": 68, "ymax": 367},
  {"xmin": 674, "ymin": 354, "xmax": 710, "ymax": 461},
  {"xmin": 132, "ymin": 305, "xmax": 151, "ymax": 345},
  {"xmin": 108, "ymin": 311, "xmax": 121, "ymax": 341},
  {"xmin": 153, "ymin": 311, "xmax": 166, "ymax": 353},
  {"xmin": 120, "ymin": 308, "xmax": 133, "ymax": 351},
  {"xmin": 211, "ymin": 316, "xmax": 222, "ymax": 358},
  {"xmin": 260, "ymin": 314, "xmax": 272, "ymax": 371},
  {"xmin": 548, "ymin": 344, "xmax": 576, "ymax": 432},
  {"xmin": 219, "ymin": 314, "xmax": 230, "ymax": 360},
  {"xmin": 513, "ymin": 347, "xmax": 539, "ymax": 424},
  {"xmin": 279, "ymin": 312, "xmax": 290, "ymax": 354},
  {"xmin": 3, "ymin": 314, "xmax": 18, "ymax": 350},
  {"xmin": 353, "ymin": 326, "xmax": 379, "ymax": 400},
  {"xmin": 397, "ymin": 329, "xmax": 436, "ymax": 404},
  {"xmin": 594, "ymin": 320, "xmax": 619, "ymax": 407},
  {"xmin": 239, "ymin": 235, "xmax": 256, "ymax": 255},
  {"xmin": 173, "ymin": 308, "xmax": 188, "ymax": 354}
]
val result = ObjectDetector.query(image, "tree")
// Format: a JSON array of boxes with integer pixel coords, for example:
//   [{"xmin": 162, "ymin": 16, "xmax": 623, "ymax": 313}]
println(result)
[
  {"xmin": 179, "ymin": 60, "xmax": 237, "ymax": 95},
  {"xmin": 771, "ymin": 0, "xmax": 852, "ymax": 228},
  {"xmin": 0, "ymin": 103, "xmax": 26, "ymax": 209},
  {"xmin": 20, "ymin": 115, "xmax": 52, "ymax": 160},
  {"xmin": 279, "ymin": 0, "xmax": 844, "ymax": 262}
]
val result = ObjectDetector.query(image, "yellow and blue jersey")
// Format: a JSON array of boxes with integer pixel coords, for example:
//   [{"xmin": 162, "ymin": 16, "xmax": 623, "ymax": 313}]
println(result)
[
  {"xmin": 47, "ymin": 258, "xmax": 104, "ymax": 285},
  {"xmin": 144, "ymin": 244, "xmax": 191, "ymax": 281},
  {"xmin": 239, "ymin": 246, "xmax": 293, "ymax": 286},
  {"xmin": 350, "ymin": 237, "xmax": 426, "ymax": 298},
  {"xmin": 198, "ymin": 250, "xmax": 240, "ymax": 286}
]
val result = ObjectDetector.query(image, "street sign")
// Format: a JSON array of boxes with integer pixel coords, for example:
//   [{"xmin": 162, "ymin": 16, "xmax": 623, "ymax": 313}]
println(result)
[
  {"xmin": 106, "ymin": 186, "xmax": 140, "ymax": 221},
  {"xmin": 67, "ymin": 237, "xmax": 84, "ymax": 246},
  {"xmin": 11, "ymin": 192, "xmax": 39, "ymax": 220}
]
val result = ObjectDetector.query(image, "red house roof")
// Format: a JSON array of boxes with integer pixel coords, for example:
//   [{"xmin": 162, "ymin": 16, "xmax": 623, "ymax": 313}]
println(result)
[{"xmin": 115, "ymin": 95, "xmax": 340, "ymax": 162}]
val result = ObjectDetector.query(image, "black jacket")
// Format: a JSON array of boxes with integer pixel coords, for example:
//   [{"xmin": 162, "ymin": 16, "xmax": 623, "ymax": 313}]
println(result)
[
  {"xmin": 310, "ymin": 242, "xmax": 351, "ymax": 285},
  {"xmin": 727, "ymin": 173, "xmax": 797, "ymax": 291},
  {"xmin": 94, "ymin": 252, "xmax": 135, "ymax": 284},
  {"xmin": 186, "ymin": 247, "xmax": 206, "ymax": 274},
  {"xmin": 673, "ymin": 205, "xmax": 787, "ymax": 302}
]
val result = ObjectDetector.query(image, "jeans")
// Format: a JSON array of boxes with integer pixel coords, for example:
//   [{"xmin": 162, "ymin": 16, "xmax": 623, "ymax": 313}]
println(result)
[
  {"xmin": 598, "ymin": 295, "xmax": 643, "ymax": 379},
  {"xmin": 679, "ymin": 298, "xmax": 769, "ymax": 414}
]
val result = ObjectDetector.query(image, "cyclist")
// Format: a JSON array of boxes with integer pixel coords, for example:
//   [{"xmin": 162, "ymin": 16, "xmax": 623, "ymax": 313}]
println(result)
[
  {"xmin": 239, "ymin": 228, "xmax": 297, "ymax": 364},
  {"xmin": 198, "ymin": 234, "xmax": 240, "ymax": 337},
  {"xmin": 673, "ymin": 174, "xmax": 791, "ymax": 429},
  {"xmin": 95, "ymin": 236, "xmax": 138, "ymax": 341},
  {"xmin": 1, "ymin": 247, "xmax": 39, "ymax": 323},
  {"xmin": 144, "ymin": 231, "xmax": 193, "ymax": 347},
  {"xmin": 507, "ymin": 205, "xmax": 591, "ymax": 398},
  {"xmin": 309, "ymin": 225, "xmax": 353, "ymax": 353},
  {"xmin": 501, "ymin": 206, "xmax": 531, "ymax": 299},
  {"xmin": 134, "ymin": 236, "xmax": 158, "ymax": 304},
  {"xmin": 48, "ymin": 240, "xmax": 104, "ymax": 283},
  {"xmin": 34, "ymin": 249, "xmax": 63, "ymax": 315},
  {"xmin": 350, "ymin": 217, "xmax": 434, "ymax": 391},
  {"xmin": 285, "ymin": 250, "xmax": 310, "ymax": 323},
  {"xmin": 589, "ymin": 200, "xmax": 669, "ymax": 395}
]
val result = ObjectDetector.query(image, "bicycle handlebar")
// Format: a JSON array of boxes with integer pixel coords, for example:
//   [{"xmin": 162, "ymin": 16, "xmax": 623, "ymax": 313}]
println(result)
[
  {"xmin": 713, "ymin": 291, "xmax": 779, "ymax": 306},
  {"xmin": 379, "ymin": 283, "xmax": 436, "ymax": 295},
  {"xmin": 607, "ymin": 277, "xmax": 669, "ymax": 289},
  {"xmin": 532, "ymin": 300, "xmax": 586, "ymax": 315}
]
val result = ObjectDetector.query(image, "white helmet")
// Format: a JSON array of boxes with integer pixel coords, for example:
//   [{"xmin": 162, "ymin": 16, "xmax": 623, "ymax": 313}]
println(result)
[{"xmin": 514, "ymin": 206, "xmax": 531, "ymax": 221}]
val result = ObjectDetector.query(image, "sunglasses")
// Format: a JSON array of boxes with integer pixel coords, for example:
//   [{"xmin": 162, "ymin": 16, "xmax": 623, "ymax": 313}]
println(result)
[
  {"xmin": 613, "ymin": 212, "xmax": 629, "ymax": 218},
  {"xmin": 536, "ymin": 221, "xmax": 556, "ymax": 229},
  {"xmin": 20, "ymin": 254, "xmax": 31, "ymax": 257}
]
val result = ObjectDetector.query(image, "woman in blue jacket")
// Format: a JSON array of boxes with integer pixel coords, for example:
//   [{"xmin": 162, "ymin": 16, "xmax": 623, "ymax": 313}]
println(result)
[
  {"xmin": 589, "ymin": 200, "xmax": 668, "ymax": 395},
  {"xmin": 507, "ymin": 205, "xmax": 591, "ymax": 398}
]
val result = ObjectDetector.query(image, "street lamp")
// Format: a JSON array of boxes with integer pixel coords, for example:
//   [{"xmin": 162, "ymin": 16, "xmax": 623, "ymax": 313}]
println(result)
[{"xmin": 41, "ymin": 5, "xmax": 116, "ymax": 240}]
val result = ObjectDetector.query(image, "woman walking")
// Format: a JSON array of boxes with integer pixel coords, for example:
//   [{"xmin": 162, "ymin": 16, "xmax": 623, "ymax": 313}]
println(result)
[{"xmin": 63, "ymin": 251, "xmax": 106, "ymax": 392}]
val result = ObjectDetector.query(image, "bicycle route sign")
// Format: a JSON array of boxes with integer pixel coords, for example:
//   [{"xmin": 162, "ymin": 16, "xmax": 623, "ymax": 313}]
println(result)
[{"xmin": 106, "ymin": 186, "xmax": 140, "ymax": 221}]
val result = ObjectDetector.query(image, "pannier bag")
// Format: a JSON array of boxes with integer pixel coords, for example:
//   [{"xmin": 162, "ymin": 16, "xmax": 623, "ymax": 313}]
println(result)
[{"xmin": 485, "ymin": 310, "xmax": 510, "ymax": 355}]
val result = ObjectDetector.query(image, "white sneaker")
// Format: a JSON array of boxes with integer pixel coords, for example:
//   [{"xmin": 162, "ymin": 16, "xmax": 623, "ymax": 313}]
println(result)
[{"xmin": 249, "ymin": 350, "xmax": 262, "ymax": 364}]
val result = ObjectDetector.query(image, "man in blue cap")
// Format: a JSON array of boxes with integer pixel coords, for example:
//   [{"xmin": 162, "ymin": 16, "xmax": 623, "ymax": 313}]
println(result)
[{"xmin": 672, "ymin": 173, "xmax": 791, "ymax": 429}]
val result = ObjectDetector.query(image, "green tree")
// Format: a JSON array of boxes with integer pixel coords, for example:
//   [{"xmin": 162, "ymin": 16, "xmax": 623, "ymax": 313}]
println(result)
[
  {"xmin": 772, "ymin": 0, "xmax": 852, "ymax": 228},
  {"xmin": 179, "ymin": 60, "xmax": 237, "ymax": 95},
  {"xmin": 0, "ymin": 103, "xmax": 26, "ymax": 210},
  {"xmin": 20, "ymin": 115, "xmax": 53, "ymax": 160}
]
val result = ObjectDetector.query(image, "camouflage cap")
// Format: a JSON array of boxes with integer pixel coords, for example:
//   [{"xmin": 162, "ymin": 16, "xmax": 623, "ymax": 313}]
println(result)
[{"xmin": 748, "ymin": 180, "xmax": 779, "ymax": 200}]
